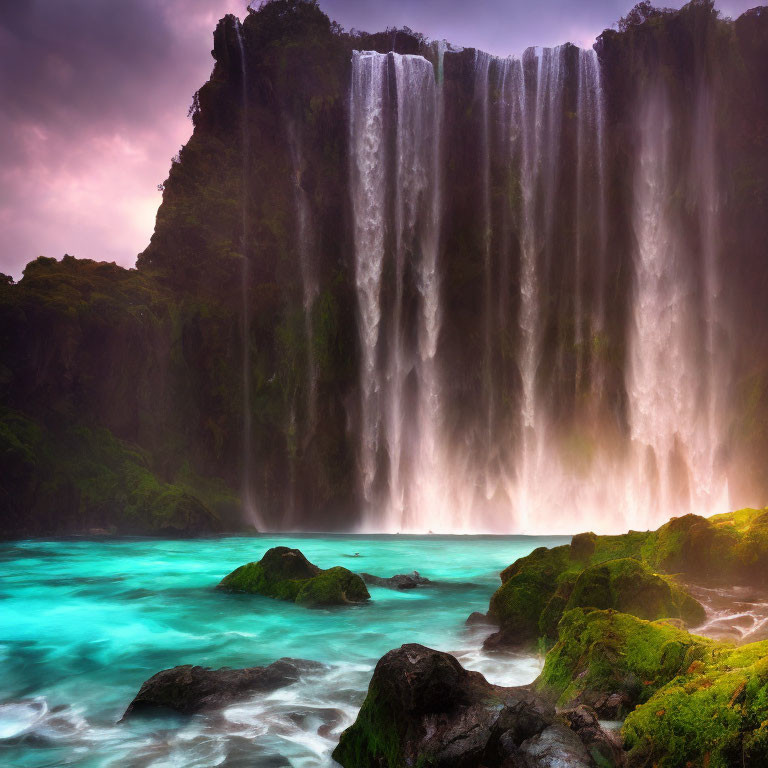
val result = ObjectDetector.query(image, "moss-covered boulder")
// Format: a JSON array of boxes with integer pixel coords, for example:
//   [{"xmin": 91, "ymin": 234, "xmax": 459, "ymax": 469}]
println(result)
[
  {"xmin": 217, "ymin": 546, "xmax": 370, "ymax": 607},
  {"xmin": 734, "ymin": 509, "xmax": 768, "ymax": 583},
  {"xmin": 485, "ymin": 507, "xmax": 768, "ymax": 649},
  {"xmin": 641, "ymin": 513, "xmax": 741, "ymax": 581},
  {"xmin": 569, "ymin": 531, "xmax": 598, "ymax": 561},
  {"xmin": 538, "ymin": 607, "xmax": 768, "ymax": 764},
  {"xmin": 486, "ymin": 545, "xmax": 574, "ymax": 647},
  {"xmin": 538, "ymin": 608, "xmax": 720, "ymax": 718},
  {"xmin": 640, "ymin": 509, "xmax": 768, "ymax": 586},
  {"xmin": 563, "ymin": 558, "xmax": 705, "ymax": 627},
  {"xmin": 622, "ymin": 640, "xmax": 768, "ymax": 768},
  {"xmin": 538, "ymin": 558, "xmax": 706, "ymax": 640},
  {"xmin": 485, "ymin": 539, "xmax": 705, "ymax": 648}
]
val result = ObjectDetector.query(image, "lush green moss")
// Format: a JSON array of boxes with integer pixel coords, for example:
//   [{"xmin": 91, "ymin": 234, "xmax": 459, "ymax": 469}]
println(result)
[
  {"xmin": 639, "ymin": 510, "xmax": 768, "ymax": 585},
  {"xmin": 295, "ymin": 566, "xmax": 370, "ymax": 606},
  {"xmin": 538, "ymin": 609, "xmax": 719, "ymax": 713},
  {"xmin": 564, "ymin": 558, "xmax": 705, "ymax": 626},
  {"xmin": 623, "ymin": 640, "xmax": 768, "ymax": 767},
  {"xmin": 640, "ymin": 513, "xmax": 740, "ymax": 579},
  {"xmin": 218, "ymin": 561, "xmax": 302, "ymax": 601},
  {"xmin": 589, "ymin": 530, "xmax": 649, "ymax": 564},
  {"xmin": 489, "ymin": 545, "xmax": 574, "ymax": 642},
  {"xmin": 490, "ymin": 536, "xmax": 705, "ymax": 645},
  {"xmin": 331, "ymin": 679, "xmax": 406, "ymax": 768},
  {"xmin": 489, "ymin": 507, "xmax": 766, "ymax": 648},
  {"xmin": 218, "ymin": 547, "xmax": 370, "ymax": 607}
]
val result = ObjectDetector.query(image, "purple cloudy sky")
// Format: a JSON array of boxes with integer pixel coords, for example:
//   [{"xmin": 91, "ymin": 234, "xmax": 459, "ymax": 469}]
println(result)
[{"xmin": 0, "ymin": 0, "xmax": 756, "ymax": 279}]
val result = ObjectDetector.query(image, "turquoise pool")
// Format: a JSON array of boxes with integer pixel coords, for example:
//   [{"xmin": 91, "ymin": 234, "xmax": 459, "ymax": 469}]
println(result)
[{"xmin": 0, "ymin": 534, "xmax": 569, "ymax": 767}]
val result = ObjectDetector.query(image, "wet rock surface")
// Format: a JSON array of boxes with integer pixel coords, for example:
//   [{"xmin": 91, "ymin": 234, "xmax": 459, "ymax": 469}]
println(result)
[
  {"xmin": 122, "ymin": 658, "xmax": 325, "ymax": 718},
  {"xmin": 360, "ymin": 571, "xmax": 432, "ymax": 590},
  {"xmin": 466, "ymin": 610, "xmax": 494, "ymax": 625},
  {"xmin": 332, "ymin": 643, "xmax": 619, "ymax": 768},
  {"xmin": 561, "ymin": 705, "xmax": 626, "ymax": 767}
]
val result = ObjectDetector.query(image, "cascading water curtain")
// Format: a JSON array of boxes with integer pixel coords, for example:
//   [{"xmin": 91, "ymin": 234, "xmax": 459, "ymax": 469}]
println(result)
[
  {"xmin": 348, "ymin": 45, "xmax": 729, "ymax": 534},
  {"xmin": 350, "ymin": 51, "xmax": 445, "ymax": 532}
]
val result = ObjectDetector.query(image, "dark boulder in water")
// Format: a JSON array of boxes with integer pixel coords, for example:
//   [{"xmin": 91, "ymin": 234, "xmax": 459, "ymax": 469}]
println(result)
[
  {"xmin": 122, "ymin": 658, "xmax": 325, "ymax": 718},
  {"xmin": 360, "ymin": 571, "xmax": 431, "ymax": 590},
  {"xmin": 332, "ymin": 643, "xmax": 617, "ymax": 768},
  {"xmin": 466, "ymin": 610, "xmax": 494, "ymax": 625},
  {"xmin": 217, "ymin": 546, "xmax": 370, "ymax": 607}
]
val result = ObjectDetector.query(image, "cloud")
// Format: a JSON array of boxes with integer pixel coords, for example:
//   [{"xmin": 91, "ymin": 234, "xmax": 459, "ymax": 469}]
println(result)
[
  {"xmin": 0, "ymin": 0, "xmax": 243, "ymax": 278},
  {"xmin": 0, "ymin": 0, "xmax": 758, "ymax": 279}
]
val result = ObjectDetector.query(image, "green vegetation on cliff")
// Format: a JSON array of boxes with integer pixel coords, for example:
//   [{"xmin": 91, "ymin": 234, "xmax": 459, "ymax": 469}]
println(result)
[
  {"xmin": 2, "ymin": 1, "xmax": 768, "ymax": 537},
  {"xmin": 0, "ymin": 256, "xmax": 242, "ymax": 537},
  {"xmin": 0, "ymin": 407, "xmax": 237, "ymax": 537}
]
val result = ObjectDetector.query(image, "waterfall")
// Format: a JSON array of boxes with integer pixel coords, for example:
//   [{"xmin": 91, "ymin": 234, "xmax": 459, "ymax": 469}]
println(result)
[
  {"xmin": 626, "ymin": 82, "xmax": 728, "ymax": 525},
  {"xmin": 350, "ymin": 51, "xmax": 442, "ymax": 530},
  {"xmin": 513, "ymin": 46, "xmax": 568, "ymax": 529},
  {"xmin": 344, "ymin": 40, "xmax": 731, "ymax": 534},
  {"xmin": 235, "ymin": 20, "xmax": 259, "ymax": 529},
  {"xmin": 475, "ymin": 50, "xmax": 494, "ymax": 447},
  {"xmin": 575, "ymin": 49, "xmax": 606, "ymax": 390},
  {"xmin": 349, "ymin": 51, "xmax": 388, "ymax": 513},
  {"xmin": 691, "ymin": 78, "xmax": 728, "ymax": 505},
  {"xmin": 414, "ymin": 41, "xmax": 446, "ymax": 530},
  {"xmin": 286, "ymin": 121, "xmax": 318, "ymax": 426}
]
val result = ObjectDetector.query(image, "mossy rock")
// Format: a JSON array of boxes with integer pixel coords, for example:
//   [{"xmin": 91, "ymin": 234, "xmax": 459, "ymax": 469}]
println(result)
[
  {"xmin": 732, "ymin": 509, "xmax": 768, "ymax": 583},
  {"xmin": 488, "ymin": 541, "xmax": 705, "ymax": 646},
  {"xmin": 537, "ymin": 558, "xmax": 705, "ymax": 639},
  {"xmin": 569, "ymin": 531, "xmax": 597, "ymax": 561},
  {"xmin": 333, "ymin": 643, "xmax": 559, "ymax": 768},
  {"xmin": 589, "ymin": 529, "xmax": 651, "ymax": 564},
  {"xmin": 564, "ymin": 558, "xmax": 705, "ymax": 626},
  {"xmin": 488, "ymin": 545, "xmax": 574, "ymax": 644},
  {"xmin": 488, "ymin": 507, "xmax": 768, "ymax": 649},
  {"xmin": 622, "ymin": 640, "xmax": 768, "ymax": 767},
  {"xmin": 217, "ymin": 546, "xmax": 370, "ymax": 607},
  {"xmin": 641, "ymin": 513, "xmax": 741, "ymax": 581},
  {"xmin": 637, "ymin": 510, "xmax": 768, "ymax": 586},
  {"xmin": 538, "ymin": 608, "xmax": 720, "ymax": 716}
]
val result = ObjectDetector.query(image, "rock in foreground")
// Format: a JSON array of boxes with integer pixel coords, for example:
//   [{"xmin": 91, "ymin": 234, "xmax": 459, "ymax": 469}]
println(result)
[
  {"xmin": 623, "ymin": 637, "xmax": 768, "ymax": 767},
  {"xmin": 332, "ymin": 643, "xmax": 622, "ymax": 768},
  {"xmin": 122, "ymin": 658, "xmax": 324, "ymax": 718},
  {"xmin": 217, "ymin": 546, "xmax": 370, "ymax": 607},
  {"xmin": 538, "ymin": 608, "xmax": 718, "ymax": 718}
]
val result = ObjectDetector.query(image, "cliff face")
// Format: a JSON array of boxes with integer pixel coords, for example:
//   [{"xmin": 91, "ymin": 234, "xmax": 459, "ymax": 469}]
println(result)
[
  {"xmin": 0, "ymin": 257, "xmax": 238, "ymax": 535},
  {"xmin": 2, "ymin": 0, "xmax": 768, "ymax": 536}
]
